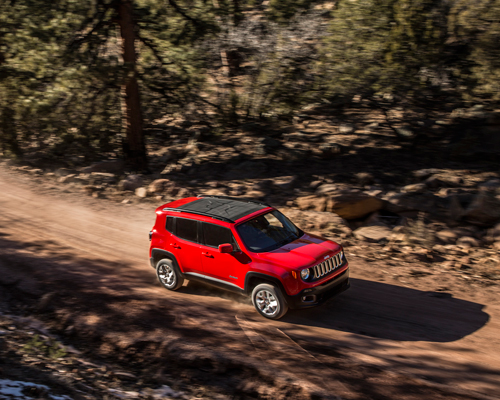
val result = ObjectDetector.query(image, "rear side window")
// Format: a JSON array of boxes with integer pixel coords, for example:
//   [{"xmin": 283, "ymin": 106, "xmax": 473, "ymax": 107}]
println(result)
[
  {"xmin": 175, "ymin": 218, "xmax": 198, "ymax": 242},
  {"xmin": 202, "ymin": 223, "xmax": 237, "ymax": 249},
  {"xmin": 166, "ymin": 216, "xmax": 174, "ymax": 233}
]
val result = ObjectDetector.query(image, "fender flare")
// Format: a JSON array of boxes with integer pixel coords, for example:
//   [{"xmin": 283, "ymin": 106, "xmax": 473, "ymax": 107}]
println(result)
[
  {"xmin": 244, "ymin": 272, "xmax": 288, "ymax": 297},
  {"xmin": 150, "ymin": 248, "xmax": 183, "ymax": 273}
]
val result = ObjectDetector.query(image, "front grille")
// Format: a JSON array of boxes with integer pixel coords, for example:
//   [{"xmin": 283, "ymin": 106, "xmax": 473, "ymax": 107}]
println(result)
[{"xmin": 313, "ymin": 252, "xmax": 343, "ymax": 279}]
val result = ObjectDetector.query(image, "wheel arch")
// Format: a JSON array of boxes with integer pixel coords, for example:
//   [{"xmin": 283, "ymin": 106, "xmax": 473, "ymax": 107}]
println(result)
[
  {"xmin": 244, "ymin": 272, "xmax": 288, "ymax": 297},
  {"xmin": 150, "ymin": 248, "xmax": 182, "ymax": 272}
]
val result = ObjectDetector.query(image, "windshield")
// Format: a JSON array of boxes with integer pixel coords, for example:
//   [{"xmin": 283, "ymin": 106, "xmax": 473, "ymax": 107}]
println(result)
[{"xmin": 236, "ymin": 210, "xmax": 303, "ymax": 253}]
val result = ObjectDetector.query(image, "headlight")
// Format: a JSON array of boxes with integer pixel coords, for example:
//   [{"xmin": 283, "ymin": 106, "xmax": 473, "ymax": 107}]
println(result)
[{"xmin": 300, "ymin": 268, "xmax": 310, "ymax": 280}]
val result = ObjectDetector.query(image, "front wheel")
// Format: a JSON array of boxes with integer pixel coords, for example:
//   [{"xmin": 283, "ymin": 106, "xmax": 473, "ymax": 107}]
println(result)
[
  {"xmin": 251, "ymin": 283, "xmax": 288, "ymax": 320},
  {"xmin": 156, "ymin": 259, "xmax": 184, "ymax": 291}
]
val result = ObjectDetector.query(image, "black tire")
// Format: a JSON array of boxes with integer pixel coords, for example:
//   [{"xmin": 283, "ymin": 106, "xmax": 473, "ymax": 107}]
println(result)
[
  {"xmin": 156, "ymin": 259, "xmax": 184, "ymax": 291},
  {"xmin": 251, "ymin": 283, "xmax": 288, "ymax": 320}
]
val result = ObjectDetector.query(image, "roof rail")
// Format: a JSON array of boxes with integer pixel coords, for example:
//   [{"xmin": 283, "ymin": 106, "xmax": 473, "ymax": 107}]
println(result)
[
  {"xmin": 197, "ymin": 194, "xmax": 271, "ymax": 208},
  {"xmin": 162, "ymin": 207, "xmax": 233, "ymax": 223}
]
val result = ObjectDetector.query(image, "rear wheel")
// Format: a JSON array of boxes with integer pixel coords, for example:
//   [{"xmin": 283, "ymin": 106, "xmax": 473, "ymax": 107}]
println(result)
[
  {"xmin": 251, "ymin": 283, "xmax": 288, "ymax": 320},
  {"xmin": 156, "ymin": 259, "xmax": 184, "ymax": 291}
]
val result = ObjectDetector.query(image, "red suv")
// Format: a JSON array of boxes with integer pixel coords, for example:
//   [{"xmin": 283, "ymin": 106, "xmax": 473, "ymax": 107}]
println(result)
[{"xmin": 149, "ymin": 195, "xmax": 349, "ymax": 319}]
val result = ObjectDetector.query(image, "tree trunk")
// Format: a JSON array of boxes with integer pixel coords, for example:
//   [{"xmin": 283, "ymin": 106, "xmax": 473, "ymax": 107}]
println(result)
[{"xmin": 118, "ymin": 0, "xmax": 148, "ymax": 172}]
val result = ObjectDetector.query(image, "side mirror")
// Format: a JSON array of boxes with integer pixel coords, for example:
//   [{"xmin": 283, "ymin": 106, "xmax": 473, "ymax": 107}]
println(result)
[{"xmin": 218, "ymin": 243, "xmax": 233, "ymax": 253}]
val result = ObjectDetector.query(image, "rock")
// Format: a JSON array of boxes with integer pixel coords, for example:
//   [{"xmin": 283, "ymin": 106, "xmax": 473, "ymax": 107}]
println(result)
[
  {"xmin": 273, "ymin": 176, "xmax": 296, "ymax": 191},
  {"xmin": 355, "ymin": 172, "xmax": 374, "ymax": 185},
  {"xmin": 413, "ymin": 168, "xmax": 440, "ymax": 180},
  {"xmin": 402, "ymin": 183, "xmax": 427, "ymax": 193},
  {"xmin": 58, "ymin": 174, "xmax": 77, "ymax": 184},
  {"xmin": 297, "ymin": 191, "xmax": 383, "ymax": 219},
  {"xmin": 28, "ymin": 168, "xmax": 43, "ymax": 175},
  {"xmin": 354, "ymin": 225, "xmax": 392, "ymax": 243},
  {"xmin": 309, "ymin": 180, "xmax": 323, "ymax": 190},
  {"xmin": 80, "ymin": 159, "xmax": 125, "ymax": 174},
  {"xmin": 425, "ymin": 176, "xmax": 443, "ymax": 188},
  {"xmin": 90, "ymin": 172, "xmax": 117, "ymax": 184},
  {"xmin": 435, "ymin": 229, "xmax": 458, "ymax": 244},
  {"xmin": 284, "ymin": 208, "xmax": 352, "ymax": 236},
  {"xmin": 384, "ymin": 192, "xmax": 438, "ymax": 214},
  {"xmin": 54, "ymin": 168, "xmax": 73, "ymax": 177},
  {"xmin": 135, "ymin": 187, "xmax": 148, "ymax": 198},
  {"xmin": 316, "ymin": 184, "xmax": 338, "ymax": 194},
  {"xmin": 339, "ymin": 124, "xmax": 355, "ymax": 134},
  {"xmin": 396, "ymin": 126, "xmax": 415, "ymax": 139},
  {"xmin": 442, "ymin": 176, "xmax": 464, "ymax": 186},
  {"xmin": 118, "ymin": 175, "xmax": 144, "ymax": 191},
  {"xmin": 457, "ymin": 236, "xmax": 481, "ymax": 248},
  {"xmin": 318, "ymin": 143, "xmax": 343, "ymax": 159},
  {"xmin": 245, "ymin": 190, "xmax": 266, "ymax": 200},
  {"xmin": 296, "ymin": 195, "xmax": 328, "ymax": 212},
  {"xmin": 493, "ymin": 241, "xmax": 500, "ymax": 251},
  {"xmin": 148, "ymin": 179, "xmax": 171, "ymax": 194},
  {"xmin": 462, "ymin": 192, "xmax": 500, "ymax": 226},
  {"xmin": 326, "ymin": 190, "xmax": 384, "ymax": 219}
]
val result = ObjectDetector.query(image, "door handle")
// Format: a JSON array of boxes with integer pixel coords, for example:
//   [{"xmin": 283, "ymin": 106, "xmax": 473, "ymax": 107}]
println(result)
[
  {"xmin": 170, "ymin": 243, "xmax": 181, "ymax": 249},
  {"xmin": 202, "ymin": 252, "xmax": 213, "ymax": 258}
]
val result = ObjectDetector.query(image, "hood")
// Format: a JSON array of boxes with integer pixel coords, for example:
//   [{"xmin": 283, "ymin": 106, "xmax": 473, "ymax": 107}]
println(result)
[{"xmin": 257, "ymin": 233, "xmax": 341, "ymax": 270}]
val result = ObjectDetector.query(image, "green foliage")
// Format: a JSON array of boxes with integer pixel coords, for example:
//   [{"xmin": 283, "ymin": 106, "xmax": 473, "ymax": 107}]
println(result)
[
  {"xmin": 321, "ymin": 0, "xmax": 450, "ymax": 100},
  {"xmin": 23, "ymin": 334, "xmax": 67, "ymax": 360},
  {"xmin": 449, "ymin": 0, "xmax": 500, "ymax": 101}
]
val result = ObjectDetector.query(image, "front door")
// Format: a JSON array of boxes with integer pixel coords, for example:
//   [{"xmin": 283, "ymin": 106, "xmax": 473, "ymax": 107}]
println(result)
[{"xmin": 200, "ymin": 222, "xmax": 246, "ymax": 290}]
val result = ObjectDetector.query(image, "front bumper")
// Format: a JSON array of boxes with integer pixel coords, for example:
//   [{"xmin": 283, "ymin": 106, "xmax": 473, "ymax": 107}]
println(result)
[{"xmin": 284, "ymin": 266, "xmax": 350, "ymax": 309}]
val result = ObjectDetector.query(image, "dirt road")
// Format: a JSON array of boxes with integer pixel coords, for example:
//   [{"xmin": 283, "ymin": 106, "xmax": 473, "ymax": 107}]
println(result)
[{"xmin": 1, "ymin": 165, "xmax": 499, "ymax": 399}]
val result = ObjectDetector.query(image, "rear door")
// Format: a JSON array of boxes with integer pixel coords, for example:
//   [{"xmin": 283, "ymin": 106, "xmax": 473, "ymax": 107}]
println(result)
[
  {"xmin": 199, "ymin": 222, "xmax": 246, "ymax": 289},
  {"xmin": 168, "ymin": 217, "xmax": 202, "ymax": 274}
]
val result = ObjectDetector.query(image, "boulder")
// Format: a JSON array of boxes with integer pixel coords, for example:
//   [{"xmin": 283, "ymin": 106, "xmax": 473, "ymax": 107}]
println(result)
[
  {"xmin": 297, "ymin": 190, "xmax": 383, "ymax": 219},
  {"xmin": 273, "ymin": 176, "xmax": 297, "ymax": 191},
  {"xmin": 435, "ymin": 230, "xmax": 458, "ymax": 244},
  {"xmin": 355, "ymin": 172, "xmax": 374, "ymax": 186},
  {"xmin": 135, "ymin": 187, "xmax": 148, "ymax": 198},
  {"xmin": 401, "ymin": 183, "xmax": 427, "ymax": 193},
  {"xmin": 316, "ymin": 184, "xmax": 338, "ymax": 194},
  {"xmin": 457, "ymin": 236, "xmax": 481, "ymax": 248},
  {"xmin": 148, "ymin": 179, "xmax": 171, "ymax": 194},
  {"xmin": 296, "ymin": 195, "xmax": 328, "ymax": 212},
  {"xmin": 58, "ymin": 174, "xmax": 77, "ymax": 184},
  {"xmin": 462, "ymin": 192, "xmax": 500, "ymax": 226},
  {"xmin": 326, "ymin": 190, "xmax": 383, "ymax": 219},
  {"xmin": 118, "ymin": 175, "xmax": 144, "ymax": 191},
  {"xmin": 354, "ymin": 225, "xmax": 392, "ymax": 243},
  {"xmin": 90, "ymin": 172, "xmax": 117, "ymax": 184},
  {"xmin": 339, "ymin": 124, "xmax": 355, "ymax": 134},
  {"xmin": 413, "ymin": 168, "xmax": 440, "ymax": 180},
  {"xmin": 283, "ymin": 208, "xmax": 352, "ymax": 236}
]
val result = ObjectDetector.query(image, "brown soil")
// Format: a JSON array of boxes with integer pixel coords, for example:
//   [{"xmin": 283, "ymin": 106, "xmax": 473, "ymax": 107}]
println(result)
[{"xmin": 1, "ymin": 161, "xmax": 500, "ymax": 399}]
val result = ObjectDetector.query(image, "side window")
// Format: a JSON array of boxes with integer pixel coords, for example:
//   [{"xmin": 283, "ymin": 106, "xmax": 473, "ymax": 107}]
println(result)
[
  {"xmin": 166, "ymin": 216, "xmax": 174, "ymax": 233},
  {"xmin": 202, "ymin": 223, "xmax": 237, "ymax": 249},
  {"xmin": 176, "ymin": 218, "xmax": 198, "ymax": 242}
]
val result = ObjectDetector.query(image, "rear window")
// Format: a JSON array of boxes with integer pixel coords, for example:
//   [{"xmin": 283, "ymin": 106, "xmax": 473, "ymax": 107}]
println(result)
[
  {"xmin": 175, "ymin": 218, "xmax": 198, "ymax": 242},
  {"xmin": 202, "ymin": 223, "xmax": 237, "ymax": 249}
]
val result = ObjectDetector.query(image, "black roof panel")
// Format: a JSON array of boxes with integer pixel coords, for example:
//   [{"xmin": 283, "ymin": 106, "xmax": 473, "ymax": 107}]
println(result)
[{"xmin": 176, "ymin": 197, "xmax": 268, "ymax": 222}]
